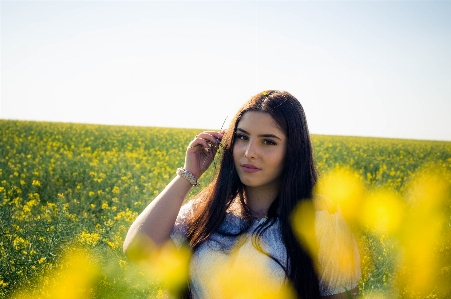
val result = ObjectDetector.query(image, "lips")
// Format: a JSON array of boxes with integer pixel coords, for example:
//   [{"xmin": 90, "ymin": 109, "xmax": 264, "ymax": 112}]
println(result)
[{"xmin": 241, "ymin": 164, "xmax": 261, "ymax": 173}]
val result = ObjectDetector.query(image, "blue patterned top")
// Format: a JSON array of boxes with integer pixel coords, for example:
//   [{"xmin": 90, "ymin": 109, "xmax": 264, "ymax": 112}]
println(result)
[{"xmin": 171, "ymin": 198, "xmax": 361, "ymax": 298}]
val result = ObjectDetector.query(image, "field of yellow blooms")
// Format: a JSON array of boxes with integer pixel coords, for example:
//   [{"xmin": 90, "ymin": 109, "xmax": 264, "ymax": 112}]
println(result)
[{"xmin": 1, "ymin": 120, "xmax": 450, "ymax": 299}]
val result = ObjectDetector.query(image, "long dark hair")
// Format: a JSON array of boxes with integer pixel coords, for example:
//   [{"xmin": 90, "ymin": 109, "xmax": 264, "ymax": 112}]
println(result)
[{"xmin": 185, "ymin": 90, "xmax": 320, "ymax": 298}]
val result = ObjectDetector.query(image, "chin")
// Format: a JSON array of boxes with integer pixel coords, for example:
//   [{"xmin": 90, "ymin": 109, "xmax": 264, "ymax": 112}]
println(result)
[
  {"xmin": 240, "ymin": 179, "xmax": 266, "ymax": 189},
  {"xmin": 238, "ymin": 176, "xmax": 257, "ymax": 187}
]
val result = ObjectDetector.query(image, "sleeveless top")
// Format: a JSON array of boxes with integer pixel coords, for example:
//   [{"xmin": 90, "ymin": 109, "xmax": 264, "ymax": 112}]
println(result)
[{"xmin": 170, "ymin": 197, "xmax": 361, "ymax": 298}]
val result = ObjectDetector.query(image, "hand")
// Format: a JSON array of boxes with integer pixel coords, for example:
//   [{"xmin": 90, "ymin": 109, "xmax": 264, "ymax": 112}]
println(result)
[{"xmin": 184, "ymin": 131, "xmax": 224, "ymax": 179}]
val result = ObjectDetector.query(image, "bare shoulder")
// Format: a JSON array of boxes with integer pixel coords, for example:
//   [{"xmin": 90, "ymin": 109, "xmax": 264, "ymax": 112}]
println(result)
[{"xmin": 313, "ymin": 194, "xmax": 337, "ymax": 214}]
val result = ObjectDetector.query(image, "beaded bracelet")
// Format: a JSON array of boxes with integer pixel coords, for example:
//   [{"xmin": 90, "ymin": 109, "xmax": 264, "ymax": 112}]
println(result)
[{"xmin": 176, "ymin": 168, "xmax": 200, "ymax": 187}]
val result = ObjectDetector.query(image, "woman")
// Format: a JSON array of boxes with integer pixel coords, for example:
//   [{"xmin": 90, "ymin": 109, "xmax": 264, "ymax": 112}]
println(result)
[{"xmin": 123, "ymin": 90, "xmax": 361, "ymax": 298}]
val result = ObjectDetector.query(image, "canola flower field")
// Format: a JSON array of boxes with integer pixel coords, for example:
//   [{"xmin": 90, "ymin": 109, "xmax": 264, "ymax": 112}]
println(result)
[{"xmin": 1, "ymin": 119, "xmax": 450, "ymax": 299}]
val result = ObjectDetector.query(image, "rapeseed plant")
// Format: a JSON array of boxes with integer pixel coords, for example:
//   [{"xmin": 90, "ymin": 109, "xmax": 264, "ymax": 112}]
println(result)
[
  {"xmin": 1, "ymin": 120, "xmax": 450, "ymax": 298},
  {"xmin": 292, "ymin": 164, "xmax": 451, "ymax": 298}
]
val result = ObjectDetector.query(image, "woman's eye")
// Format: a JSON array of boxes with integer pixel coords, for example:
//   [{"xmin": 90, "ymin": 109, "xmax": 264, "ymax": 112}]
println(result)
[
  {"xmin": 263, "ymin": 139, "xmax": 277, "ymax": 145},
  {"xmin": 235, "ymin": 134, "xmax": 248, "ymax": 141}
]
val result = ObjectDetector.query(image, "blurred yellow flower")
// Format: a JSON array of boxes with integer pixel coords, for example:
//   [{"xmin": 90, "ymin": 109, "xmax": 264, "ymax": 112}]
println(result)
[
  {"xmin": 396, "ymin": 168, "xmax": 451, "ymax": 295},
  {"xmin": 359, "ymin": 189, "xmax": 405, "ymax": 234},
  {"xmin": 112, "ymin": 186, "xmax": 120, "ymax": 194},
  {"xmin": 123, "ymin": 237, "xmax": 191, "ymax": 296},
  {"xmin": 291, "ymin": 200, "xmax": 318, "ymax": 261},
  {"xmin": 204, "ymin": 237, "xmax": 296, "ymax": 299},
  {"xmin": 12, "ymin": 247, "xmax": 99, "ymax": 299},
  {"xmin": 315, "ymin": 168, "xmax": 365, "ymax": 226},
  {"xmin": 32, "ymin": 180, "xmax": 41, "ymax": 186}
]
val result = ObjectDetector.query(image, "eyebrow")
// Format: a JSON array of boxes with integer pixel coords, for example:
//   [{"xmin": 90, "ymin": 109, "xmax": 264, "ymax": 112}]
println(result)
[{"xmin": 236, "ymin": 128, "xmax": 282, "ymax": 140}]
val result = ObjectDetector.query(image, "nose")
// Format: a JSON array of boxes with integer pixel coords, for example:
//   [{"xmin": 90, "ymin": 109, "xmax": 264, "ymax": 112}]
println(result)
[{"xmin": 244, "ymin": 140, "xmax": 257, "ymax": 159}]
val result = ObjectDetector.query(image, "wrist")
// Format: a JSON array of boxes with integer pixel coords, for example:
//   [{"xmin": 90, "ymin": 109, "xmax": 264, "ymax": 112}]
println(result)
[{"xmin": 176, "ymin": 168, "xmax": 200, "ymax": 188}]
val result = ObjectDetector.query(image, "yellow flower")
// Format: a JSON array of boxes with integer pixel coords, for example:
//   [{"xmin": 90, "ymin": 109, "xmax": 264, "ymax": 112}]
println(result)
[
  {"xmin": 77, "ymin": 231, "xmax": 101, "ymax": 247},
  {"xmin": 142, "ymin": 240, "xmax": 192, "ymax": 295},
  {"xmin": 314, "ymin": 167, "xmax": 364, "ymax": 226},
  {"xmin": 204, "ymin": 237, "xmax": 296, "ymax": 299},
  {"xmin": 26, "ymin": 248, "xmax": 99, "ymax": 299},
  {"xmin": 13, "ymin": 237, "xmax": 27, "ymax": 250},
  {"xmin": 359, "ymin": 189, "xmax": 405, "ymax": 234},
  {"xmin": 32, "ymin": 180, "xmax": 41, "ymax": 186}
]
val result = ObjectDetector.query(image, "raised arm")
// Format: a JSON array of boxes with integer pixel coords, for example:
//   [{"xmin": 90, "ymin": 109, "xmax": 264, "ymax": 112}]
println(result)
[{"xmin": 123, "ymin": 131, "xmax": 224, "ymax": 261}]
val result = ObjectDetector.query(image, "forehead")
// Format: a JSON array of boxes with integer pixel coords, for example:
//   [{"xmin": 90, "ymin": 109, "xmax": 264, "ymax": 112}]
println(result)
[{"xmin": 237, "ymin": 111, "xmax": 284, "ymax": 135}]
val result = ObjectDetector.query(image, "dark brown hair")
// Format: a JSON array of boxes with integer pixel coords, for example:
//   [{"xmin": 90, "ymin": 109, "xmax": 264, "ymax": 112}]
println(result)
[{"xmin": 185, "ymin": 90, "xmax": 320, "ymax": 298}]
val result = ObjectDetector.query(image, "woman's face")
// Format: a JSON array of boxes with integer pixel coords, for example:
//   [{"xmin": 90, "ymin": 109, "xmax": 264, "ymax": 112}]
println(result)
[{"xmin": 233, "ymin": 111, "xmax": 287, "ymax": 191}]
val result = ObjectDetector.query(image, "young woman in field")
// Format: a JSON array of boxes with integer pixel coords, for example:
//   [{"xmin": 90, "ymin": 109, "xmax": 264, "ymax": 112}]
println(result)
[{"xmin": 123, "ymin": 90, "xmax": 361, "ymax": 298}]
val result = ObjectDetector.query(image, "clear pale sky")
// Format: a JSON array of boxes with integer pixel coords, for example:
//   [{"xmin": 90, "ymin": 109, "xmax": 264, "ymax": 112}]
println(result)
[{"xmin": 1, "ymin": 0, "xmax": 450, "ymax": 141}]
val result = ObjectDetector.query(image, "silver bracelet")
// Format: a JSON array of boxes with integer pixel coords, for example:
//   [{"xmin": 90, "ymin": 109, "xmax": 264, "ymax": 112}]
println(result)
[{"xmin": 176, "ymin": 168, "xmax": 200, "ymax": 187}]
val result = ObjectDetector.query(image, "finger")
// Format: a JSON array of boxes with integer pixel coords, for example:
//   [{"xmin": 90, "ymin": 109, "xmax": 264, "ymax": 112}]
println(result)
[
  {"xmin": 188, "ymin": 138, "xmax": 211, "ymax": 151},
  {"xmin": 192, "ymin": 137, "xmax": 217, "ymax": 157},
  {"xmin": 196, "ymin": 133, "xmax": 219, "ymax": 144},
  {"xmin": 198, "ymin": 131, "xmax": 224, "ymax": 140},
  {"xmin": 188, "ymin": 138, "xmax": 217, "ymax": 149},
  {"xmin": 196, "ymin": 132, "xmax": 224, "ymax": 146},
  {"xmin": 200, "ymin": 147, "xmax": 216, "ymax": 165}
]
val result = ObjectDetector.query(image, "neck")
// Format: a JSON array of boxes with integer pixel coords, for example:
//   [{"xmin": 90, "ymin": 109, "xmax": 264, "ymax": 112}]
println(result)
[{"xmin": 243, "ymin": 185, "xmax": 279, "ymax": 219}]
